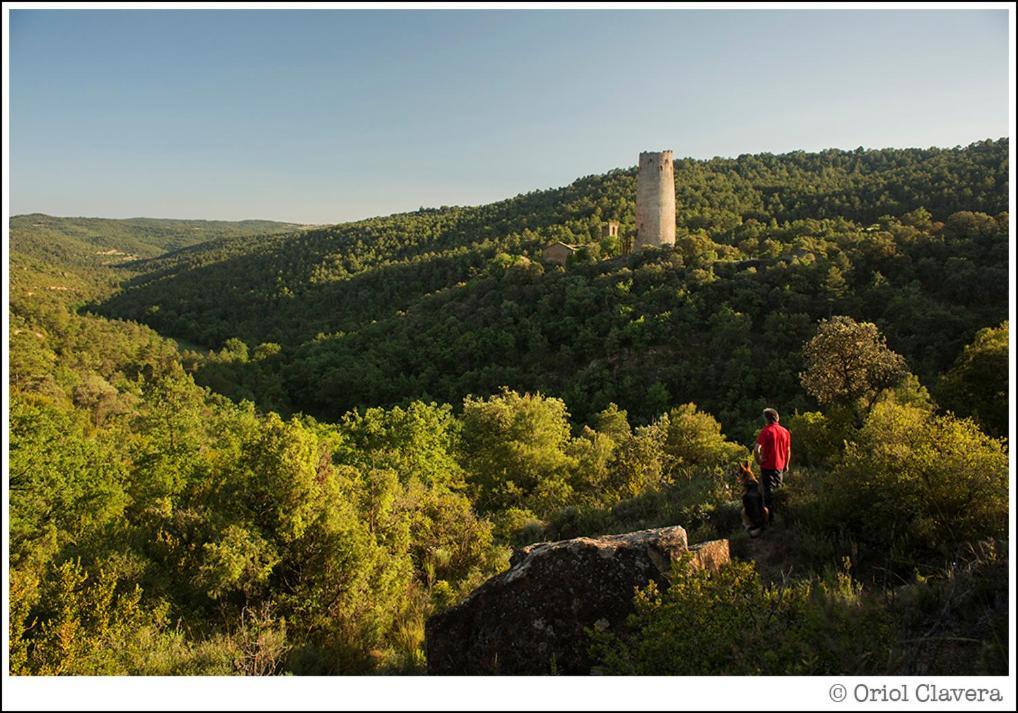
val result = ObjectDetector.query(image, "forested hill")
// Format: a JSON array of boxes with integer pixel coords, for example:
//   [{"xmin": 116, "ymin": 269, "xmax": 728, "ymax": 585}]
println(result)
[
  {"xmin": 101, "ymin": 141, "xmax": 1007, "ymax": 341},
  {"xmin": 93, "ymin": 140, "xmax": 1009, "ymax": 437},
  {"xmin": 10, "ymin": 214, "xmax": 298, "ymax": 267}
]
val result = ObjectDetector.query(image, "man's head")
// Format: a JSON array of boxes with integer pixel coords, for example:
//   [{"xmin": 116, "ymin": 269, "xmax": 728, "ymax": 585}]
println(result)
[{"xmin": 763, "ymin": 408, "xmax": 779, "ymax": 424}]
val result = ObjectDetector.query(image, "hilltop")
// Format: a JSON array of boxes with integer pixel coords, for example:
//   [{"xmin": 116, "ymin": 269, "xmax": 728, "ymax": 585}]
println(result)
[
  {"xmin": 10, "ymin": 214, "xmax": 299, "ymax": 266},
  {"xmin": 92, "ymin": 139, "xmax": 1010, "ymax": 437},
  {"xmin": 100, "ymin": 140, "xmax": 1008, "ymax": 343},
  {"xmin": 8, "ymin": 214, "xmax": 300, "ymax": 314}
]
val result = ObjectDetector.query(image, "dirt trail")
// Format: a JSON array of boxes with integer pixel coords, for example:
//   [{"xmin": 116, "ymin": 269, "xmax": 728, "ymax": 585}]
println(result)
[{"xmin": 731, "ymin": 525, "xmax": 799, "ymax": 584}]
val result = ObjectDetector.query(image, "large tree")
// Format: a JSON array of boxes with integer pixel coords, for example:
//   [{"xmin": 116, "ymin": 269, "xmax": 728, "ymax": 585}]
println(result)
[{"xmin": 799, "ymin": 316, "xmax": 909, "ymax": 423}]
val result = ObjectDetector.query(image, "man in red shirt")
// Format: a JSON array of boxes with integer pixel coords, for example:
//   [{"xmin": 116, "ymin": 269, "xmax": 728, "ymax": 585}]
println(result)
[{"xmin": 754, "ymin": 408, "xmax": 791, "ymax": 523}]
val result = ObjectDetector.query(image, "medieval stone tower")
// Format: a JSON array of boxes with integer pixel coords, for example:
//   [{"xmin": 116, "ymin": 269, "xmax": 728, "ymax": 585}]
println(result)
[{"xmin": 635, "ymin": 150, "xmax": 676, "ymax": 249}]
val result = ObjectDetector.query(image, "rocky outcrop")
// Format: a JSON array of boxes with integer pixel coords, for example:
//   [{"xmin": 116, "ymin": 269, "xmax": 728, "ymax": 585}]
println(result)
[{"xmin": 425, "ymin": 527, "xmax": 729, "ymax": 675}]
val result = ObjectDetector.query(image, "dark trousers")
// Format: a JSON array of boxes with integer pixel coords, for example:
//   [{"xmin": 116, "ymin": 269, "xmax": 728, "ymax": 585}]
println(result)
[{"xmin": 760, "ymin": 468, "xmax": 784, "ymax": 518}]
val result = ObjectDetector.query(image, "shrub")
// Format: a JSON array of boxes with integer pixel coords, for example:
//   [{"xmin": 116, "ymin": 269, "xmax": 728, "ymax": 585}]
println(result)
[
  {"xmin": 460, "ymin": 388, "xmax": 576, "ymax": 514},
  {"xmin": 591, "ymin": 558, "xmax": 894, "ymax": 675},
  {"xmin": 490, "ymin": 507, "xmax": 546, "ymax": 547},
  {"xmin": 196, "ymin": 525, "xmax": 280, "ymax": 602},
  {"xmin": 663, "ymin": 403, "xmax": 747, "ymax": 475},
  {"xmin": 937, "ymin": 321, "xmax": 1008, "ymax": 437},
  {"xmin": 829, "ymin": 402, "xmax": 1008, "ymax": 562},
  {"xmin": 786, "ymin": 408, "xmax": 854, "ymax": 468},
  {"xmin": 889, "ymin": 540, "xmax": 1008, "ymax": 675},
  {"xmin": 605, "ymin": 417, "xmax": 667, "ymax": 499},
  {"xmin": 11, "ymin": 560, "xmax": 229, "ymax": 675}
]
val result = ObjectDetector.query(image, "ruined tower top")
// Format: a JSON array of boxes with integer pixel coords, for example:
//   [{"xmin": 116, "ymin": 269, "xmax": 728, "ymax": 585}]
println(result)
[
  {"xmin": 635, "ymin": 150, "xmax": 676, "ymax": 250},
  {"xmin": 639, "ymin": 150, "xmax": 674, "ymax": 162}
]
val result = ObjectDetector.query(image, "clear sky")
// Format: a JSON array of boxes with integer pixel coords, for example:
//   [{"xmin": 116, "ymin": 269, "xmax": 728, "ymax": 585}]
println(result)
[{"xmin": 9, "ymin": 8, "xmax": 1011, "ymax": 224}]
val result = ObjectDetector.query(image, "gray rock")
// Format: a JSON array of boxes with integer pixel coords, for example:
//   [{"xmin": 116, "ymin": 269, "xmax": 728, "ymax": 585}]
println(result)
[{"xmin": 425, "ymin": 526, "xmax": 729, "ymax": 675}]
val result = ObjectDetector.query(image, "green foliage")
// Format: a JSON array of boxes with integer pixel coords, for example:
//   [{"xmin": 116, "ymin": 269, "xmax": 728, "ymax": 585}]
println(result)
[
  {"xmin": 93, "ymin": 142, "xmax": 1009, "ymax": 441},
  {"xmin": 937, "ymin": 321, "xmax": 1008, "ymax": 437},
  {"xmin": 9, "ymin": 395, "xmax": 129, "ymax": 567},
  {"xmin": 7, "ymin": 140, "xmax": 1011, "ymax": 676},
  {"xmin": 9, "ymin": 213, "xmax": 296, "ymax": 265},
  {"xmin": 591, "ymin": 558, "xmax": 895, "ymax": 675},
  {"xmin": 7, "ymin": 293, "xmax": 508, "ymax": 674},
  {"xmin": 826, "ymin": 402, "xmax": 1008, "ymax": 561},
  {"xmin": 785, "ymin": 408, "xmax": 855, "ymax": 468},
  {"xmin": 337, "ymin": 401, "xmax": 465, "ymax": 490},
  {"xmin": 12, "ymin": 560, "xmax": 220, "ymax": 676},
  {"xmin": 890, "ymin": 541, "xmax": 1008, "ymax": 675},
  {"xmin": 800, "ymin": 316, "xmax": 910, "ymax": 422},
  {"xmin": 603, "ymin": 417, "xmax": 668, "ymax": 500},
  {"xmin": 460, "ymin": 389, "xmax": 577, "ymax": 513},
  {"xmin": 662, "ymin": 403, "xmax": 747, "ymax": 474},
  {"xmin": 404, "ymin": 485, "xmax": 509, "ymax": 609},
  {"xmin": 197, "ymin": 526, "xmax": 280, "ymax": 601},
  {"xmin": 490, "ymin": 507, "xmax": 547, "ymax": 548}
]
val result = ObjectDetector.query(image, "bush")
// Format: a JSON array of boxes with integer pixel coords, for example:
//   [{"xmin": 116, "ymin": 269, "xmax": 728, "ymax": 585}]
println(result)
[
  {"xmin": 460, "ymin": 388, "xmax": 576, "ymax": 514},
  {"xmin": 775, "ymin": 467, "xmax": 860, "ymax": 573},
  {"xmin": 10, "ymin": 560, "xmax": 239, "ymax": 675},
  {"xmin": 937, "ymin": 321, "xmax": 1008, "ymax": 437},
  {"xmin": 892, "ymin": 540, "xmax": 1009, "ymax": 675},
  {"xmin": 591, "ymin": 558, "xmax": 894, "ymax": 675},
  {"xmin": 663, "ymin": 404, "xmax": 747, "ymax": 475},
  {"xmin": 786, "ymin": 408, "xmax": 854, "ymax": 468},
  {"xmin": 490, "ymin": 507, "xmax": 546, "ymax": 548},
  {"xmin": 828, "ymin": 402, "xmax": 1008, "ymax": 562}
]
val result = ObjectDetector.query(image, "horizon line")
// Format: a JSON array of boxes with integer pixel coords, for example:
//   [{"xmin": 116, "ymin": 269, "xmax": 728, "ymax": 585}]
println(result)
[{"xmin": 11, "ymin": 136, "xmax": 1008, "ymax": 226}]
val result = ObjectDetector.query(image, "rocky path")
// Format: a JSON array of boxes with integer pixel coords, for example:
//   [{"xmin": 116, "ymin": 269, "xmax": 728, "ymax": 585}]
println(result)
[{"xmin": 730, "ymin": 523, "xmax": 799, "ymax": 584}]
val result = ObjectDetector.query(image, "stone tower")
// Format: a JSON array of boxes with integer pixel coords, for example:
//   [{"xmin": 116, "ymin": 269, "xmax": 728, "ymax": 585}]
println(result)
[{"xmin": 635, "ymin": 150, "xmax": 676, "ymax": 250}]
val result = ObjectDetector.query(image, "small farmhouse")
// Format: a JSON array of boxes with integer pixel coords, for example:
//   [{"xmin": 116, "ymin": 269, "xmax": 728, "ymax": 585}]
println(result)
[{"xmin": 541, "ymin": 241, "xmax": 577, "ymax": 266}]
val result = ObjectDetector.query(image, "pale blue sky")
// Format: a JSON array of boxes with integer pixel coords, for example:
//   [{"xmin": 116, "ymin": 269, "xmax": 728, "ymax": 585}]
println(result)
[{"xmin": 9, "ymin": 9, "xmax": 1010, "ymax": 224}]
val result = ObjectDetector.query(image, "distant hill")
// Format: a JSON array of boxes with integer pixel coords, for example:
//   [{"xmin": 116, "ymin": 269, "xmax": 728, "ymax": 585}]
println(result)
[
  {"xmin": 8, "ymin": 214, "xmax": 301, "ymax": 332},
  {"xmin": 9, "ymin": 214, "xmax": 298, "ymax": 267}
]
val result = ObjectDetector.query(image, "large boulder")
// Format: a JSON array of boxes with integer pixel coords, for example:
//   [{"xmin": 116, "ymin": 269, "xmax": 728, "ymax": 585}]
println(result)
[{"xmin": 425, "ymin": 527, "xmax": 729, "ymax": 675}]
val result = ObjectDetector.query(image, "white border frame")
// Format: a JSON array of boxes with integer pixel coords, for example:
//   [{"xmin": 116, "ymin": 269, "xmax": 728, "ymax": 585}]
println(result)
[{"xmin": 2, "ymin": 2, "xmax": 1014, "ymax": 710}]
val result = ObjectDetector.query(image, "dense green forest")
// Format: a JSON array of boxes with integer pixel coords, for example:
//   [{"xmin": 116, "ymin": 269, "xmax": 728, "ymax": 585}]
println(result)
[
  {"xmin": 10, "ymin": 214, "xmax": 298, "ymax": 266},
  {"xmin": 98, "ymin": 139, "xmax": 1009, "ymax": 439},
  {"xmin": 8, "ymin": 140, "xmax": 1011, "ymax": 675}
]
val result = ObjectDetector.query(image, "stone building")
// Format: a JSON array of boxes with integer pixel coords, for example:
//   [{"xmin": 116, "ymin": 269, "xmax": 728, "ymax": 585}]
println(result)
[
  {"xmin": 600, "ymin": 221, "xmax": 620, "ymax": 240},
  {"xmin": 542, "ymin": 240, "xmax": 577, "ymax": 266},
  {"xmin": 635, "ymin": 150, "xmax": 676, "ymax": 250}
]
